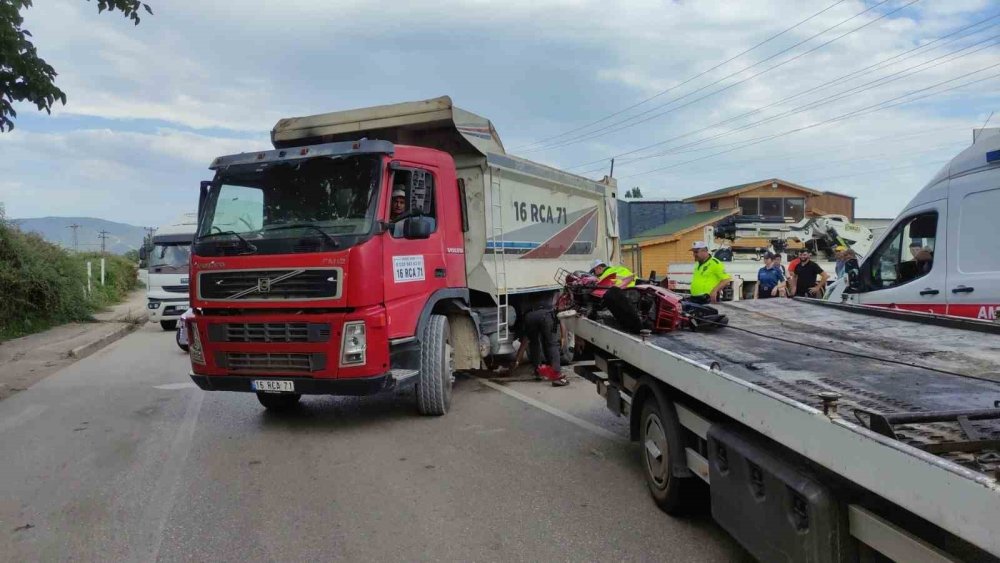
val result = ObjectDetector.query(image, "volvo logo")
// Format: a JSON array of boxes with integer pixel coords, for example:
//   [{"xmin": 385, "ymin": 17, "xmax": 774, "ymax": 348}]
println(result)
[{"xmin": 224, "ymin": 269, "xmax": 306, "ymax": 300}]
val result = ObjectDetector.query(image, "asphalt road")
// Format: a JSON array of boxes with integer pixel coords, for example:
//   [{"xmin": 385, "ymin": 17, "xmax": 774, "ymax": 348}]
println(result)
[{"xmin": 0, "ymin": 323, "xmax": 748, "ymax": 562}]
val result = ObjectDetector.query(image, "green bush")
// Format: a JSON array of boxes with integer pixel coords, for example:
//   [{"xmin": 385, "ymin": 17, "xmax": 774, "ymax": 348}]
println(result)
[{"xmin": 0, "ymin": 206, "xmax": 139, "ymax": 341}]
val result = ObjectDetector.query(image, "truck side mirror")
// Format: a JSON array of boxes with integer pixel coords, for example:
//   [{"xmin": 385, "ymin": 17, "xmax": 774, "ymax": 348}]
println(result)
[
  {"xmin": 198, "ymin": 180, "xmax": 212, "ymax": 225},
  {"xmin": 403, "ymin": 216, "xmax": 433, "ymax": 240},
  {"xmin": 138, "ymin": 246, "xmax": 147, "ymax": 261}
]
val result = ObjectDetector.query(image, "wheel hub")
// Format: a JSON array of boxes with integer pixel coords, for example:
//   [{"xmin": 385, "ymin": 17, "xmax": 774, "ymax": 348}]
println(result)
[{"xmin": 643, "ymin": 413, "xmax": 669, "ymax": 488}]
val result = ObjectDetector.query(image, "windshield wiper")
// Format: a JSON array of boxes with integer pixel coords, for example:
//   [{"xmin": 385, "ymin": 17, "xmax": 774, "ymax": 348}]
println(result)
[
  {"xmin": 200, "ymin": 229, "xmax": 258, "ymax": 253},
  {"xmin": 263, "ymin": 224, "xmax": 340, "ymax": 248}
]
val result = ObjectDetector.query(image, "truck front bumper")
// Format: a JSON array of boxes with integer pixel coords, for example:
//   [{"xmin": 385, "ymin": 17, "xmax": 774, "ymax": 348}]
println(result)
[{"xmin": 189, "ymin": 372, "xmax": 397, "ymax": 396}]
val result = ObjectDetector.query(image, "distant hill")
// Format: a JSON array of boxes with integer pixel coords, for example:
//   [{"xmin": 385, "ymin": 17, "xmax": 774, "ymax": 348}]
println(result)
[{"xmin": 12, "ymin": 217, "xmax": 147, "ymax": 255}]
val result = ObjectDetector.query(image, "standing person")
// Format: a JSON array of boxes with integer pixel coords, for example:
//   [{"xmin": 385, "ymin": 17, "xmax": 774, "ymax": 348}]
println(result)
[
  {"xmin": 789, "ymin": 250, "xmax": 829, "ymax": 298},
  {"xmin": 519, "ymin": 291, "xmax": 568, "ymax": 387},
  {"xmin": 834, "ymin": 245, "xmax": 848, "ymax": 278},
  {"xmin": 842, "ymin": 249, "xmax": 861, "ymax": 287},
  {"xmin": 755, "ymin": 253, "xmax": 785, "ymax": 299},
  {"xmin": 689, "ymin": 241, "xmax": 731, "ymax": 304}
]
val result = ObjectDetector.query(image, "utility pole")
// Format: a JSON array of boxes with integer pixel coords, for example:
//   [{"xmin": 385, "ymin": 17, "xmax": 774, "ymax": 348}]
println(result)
[
  {"xmin": 98, "ymin": 230, "xmax": 110, "ymax": 255},
  {"xmin": 66, "ymin": 223, "xmax": 80, "ymax": 252},
  {"xmin": 144, "ymin": 226, "xmax": 156, "ymax": 250}
]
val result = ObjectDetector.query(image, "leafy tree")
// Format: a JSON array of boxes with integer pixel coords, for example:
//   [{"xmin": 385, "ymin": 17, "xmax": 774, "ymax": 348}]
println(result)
[
  {"xmin": 632, "ymin": 186, "xmax": 643, "ymax": 198},
  {"xmin": 623, "ymin": 190, "xmax": 633, "ymax": 199},
  {"xmin": 0, "ymin": 0, "xmax": 153, "ymax": 131}
]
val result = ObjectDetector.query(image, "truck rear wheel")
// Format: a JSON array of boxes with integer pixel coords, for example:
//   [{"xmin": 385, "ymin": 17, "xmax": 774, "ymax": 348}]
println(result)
[
  {"xmin": 256, "ymin": 392, "xmax": 301, "ymax": 411},
  {"xmin": 416, "ymin": 314, "xmax": 453, "ymax": 416},
  {"xmin": 640, "ymin": 399, "xmax": 693, "ymax": 514}
]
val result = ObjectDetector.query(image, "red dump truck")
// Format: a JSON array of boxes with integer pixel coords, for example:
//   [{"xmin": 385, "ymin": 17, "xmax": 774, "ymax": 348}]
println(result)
[{"xmin": 186, "ymin": 97, "xmax": 619, "ymax": 413}]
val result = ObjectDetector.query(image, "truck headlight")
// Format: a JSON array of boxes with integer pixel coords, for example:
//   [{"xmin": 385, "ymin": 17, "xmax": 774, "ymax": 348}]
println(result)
[
  {"xmin": 340, "ymin": 321, "xmax": 366, "ymax": 366},
  {"xmin": 188, "ymin": 321, "xmax": 206, "ymax": 366}
]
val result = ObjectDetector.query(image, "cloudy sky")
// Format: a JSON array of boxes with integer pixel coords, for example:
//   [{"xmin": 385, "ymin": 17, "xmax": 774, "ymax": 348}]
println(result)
[{"xmin": 2, "ymin": 0, "xmax": 998, "ymax": 226}]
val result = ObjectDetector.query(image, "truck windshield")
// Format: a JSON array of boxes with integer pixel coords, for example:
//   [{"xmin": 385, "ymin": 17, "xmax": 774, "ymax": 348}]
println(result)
[
  {"xmin": 196, "ymin": 155, "xmax": 381, "ymax": 254},
  {"xmin": 149, "ymin": 243, "xmax": 191, "ymax": 272}
]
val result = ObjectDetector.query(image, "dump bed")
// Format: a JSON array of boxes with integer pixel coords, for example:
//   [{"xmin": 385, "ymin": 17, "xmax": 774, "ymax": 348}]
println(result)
[
  {"xmin": 271, "ymin": 96, "xmax": 620, "ymax": 301},
  {"xmin": 569, "ymin": 299, "xmax": 1000, "ymax": 555}
]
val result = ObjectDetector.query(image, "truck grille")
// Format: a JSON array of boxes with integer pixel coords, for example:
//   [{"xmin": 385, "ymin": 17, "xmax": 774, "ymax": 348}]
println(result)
[
  {"xmin": 222, "ymin": 352, "xmax": 325, "ymax": 373},
  {"xmin": 209, "ymin": 322, "xmax": 331, "ymax": 343},
  {"xmin": 198, "ymin": 269, "xmax": 340, "ymax": 300},
  {"xmin": 162, "ymin": 285, "xmax": 189, "ymax": 293}
]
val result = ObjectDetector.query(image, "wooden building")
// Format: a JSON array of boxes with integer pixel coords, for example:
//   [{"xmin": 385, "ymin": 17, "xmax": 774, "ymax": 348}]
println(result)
[{"xmin": 684, "ymin": 178, "xmax": 855, "ymax": 220}]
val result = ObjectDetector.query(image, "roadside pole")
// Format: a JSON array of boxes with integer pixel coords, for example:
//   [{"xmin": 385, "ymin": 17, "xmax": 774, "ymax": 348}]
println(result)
[
  {"xmin": 86, "ymin": 261, "xmax": 92, "ymax": 294},
  {"xmin": 101, "ymin": 258, "xmax": 106, "ymax": 286}
]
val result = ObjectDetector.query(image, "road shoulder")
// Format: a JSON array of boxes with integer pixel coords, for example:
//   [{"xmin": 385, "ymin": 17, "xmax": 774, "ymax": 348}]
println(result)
[{"xmin": 0, "ymin": 290, "xmax": 150, "ymax": 400}]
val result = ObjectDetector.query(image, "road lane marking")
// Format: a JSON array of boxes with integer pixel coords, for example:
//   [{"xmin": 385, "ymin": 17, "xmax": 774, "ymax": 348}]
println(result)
[
  {"xmin": 0, "ymin": 404, "xmax": 48, "ymax": 434},
  {"xmin": 154, "ymin": 382, "xmax": 197, "ymax": 390},
  {"xmin": 132, "ymin": 389, "xmax": 204, "ymax": 561},
  {"xmin": 477, "ymin": 379, "xmax": 628, "ymax": 444}
]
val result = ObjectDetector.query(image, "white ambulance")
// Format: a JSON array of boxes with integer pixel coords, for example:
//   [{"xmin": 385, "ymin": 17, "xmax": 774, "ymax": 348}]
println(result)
[{"xmin": 829, "ymin": 128, "xmax": 999, "ymax": 320}]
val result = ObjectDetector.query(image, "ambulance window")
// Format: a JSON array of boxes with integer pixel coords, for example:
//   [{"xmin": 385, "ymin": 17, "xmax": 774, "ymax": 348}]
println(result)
[
  {"xmin": 868, "ymin": 212, "xmax": 937, "ymax": 289},
  {"xmin": 958, "ymin": 188, "xmax": 1000, "ymax": 273}
]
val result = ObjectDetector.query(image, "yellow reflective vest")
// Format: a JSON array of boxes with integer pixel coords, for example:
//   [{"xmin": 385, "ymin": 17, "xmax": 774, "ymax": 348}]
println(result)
[{"xmin": 598, "ymin": 265, "xmax": 637, "ymax": 288}]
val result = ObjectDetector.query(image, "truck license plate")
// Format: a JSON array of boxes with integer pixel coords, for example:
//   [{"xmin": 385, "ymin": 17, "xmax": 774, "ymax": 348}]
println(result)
[{"xmin": 251, "ymin": 380, "xmax": 295, "ymax": 393}]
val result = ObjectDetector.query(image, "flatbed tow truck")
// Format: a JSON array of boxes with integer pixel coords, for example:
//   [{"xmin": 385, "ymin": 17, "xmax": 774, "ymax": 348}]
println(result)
[{"xmin": 568, "ymin": 297, "xmax": 1000, "ymax": 561}]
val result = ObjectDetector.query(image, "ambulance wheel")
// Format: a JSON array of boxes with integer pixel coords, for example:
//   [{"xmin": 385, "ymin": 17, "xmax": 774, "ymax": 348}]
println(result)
[
  {"xmin": 256, "ymin": 392, "xmax": 301, "ymax": 411},
  {"xmin": 416, "ymin": 314, "xmax": 453, "ymax": 416}
]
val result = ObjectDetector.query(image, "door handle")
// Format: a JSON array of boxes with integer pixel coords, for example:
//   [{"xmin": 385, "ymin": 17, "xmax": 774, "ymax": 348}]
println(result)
[
  {"xmin": 919, "ymin": 288, "xmax": 939, "ymax": 296},
  {"xmin": 952, "ymin": 286, "xmax": 974, "ymax": 294}
]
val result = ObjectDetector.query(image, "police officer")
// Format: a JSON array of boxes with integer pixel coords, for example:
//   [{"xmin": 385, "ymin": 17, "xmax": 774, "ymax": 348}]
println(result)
[
  {"xmin": 689, "ymin": 241, "xmax": 731, "ymax": 304},
  {"xmin": 590, "ymin": 259, "xmax": 642, "ymax": 333},
  {"xmin": 519, "ymin": 291, "xmax": 568, "ymax": 387},
  {"xmin": 590, "ymin": 259, "xmax": 636, "ymax": 288}
]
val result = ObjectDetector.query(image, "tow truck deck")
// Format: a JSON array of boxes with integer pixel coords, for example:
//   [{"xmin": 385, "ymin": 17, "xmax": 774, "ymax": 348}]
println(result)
[{"xmin": 569, "ymin": 298, "xmax": 1000, "ymax": 560}]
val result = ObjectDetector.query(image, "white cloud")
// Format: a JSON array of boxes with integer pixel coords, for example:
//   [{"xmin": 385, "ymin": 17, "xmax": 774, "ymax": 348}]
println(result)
[{"xmin": 4, "ymin": 0, "xmax": 999, "ymax": 221}]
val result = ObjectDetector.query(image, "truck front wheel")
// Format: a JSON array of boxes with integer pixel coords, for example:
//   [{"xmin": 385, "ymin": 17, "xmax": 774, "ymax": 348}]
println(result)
[
  {"xmin": 640, "ymin": 399, "xmax": 692, "ymax": 514},
  {"xmin": 416, "ymin": 314, "xmax": 453, "ymax": 416},
  {"xmin": 256, "ymin": 392, "xmax": 301, "ymax": 411}
]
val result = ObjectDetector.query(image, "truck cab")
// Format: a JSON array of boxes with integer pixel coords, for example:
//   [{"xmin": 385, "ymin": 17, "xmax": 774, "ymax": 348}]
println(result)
[
  {"xmin": 829, "ymin": 128, "xmax": 1000, "ymax": 320},
  {"xmin": 144, "ymin": 213, "xmax": 197, "ymax": 330}
]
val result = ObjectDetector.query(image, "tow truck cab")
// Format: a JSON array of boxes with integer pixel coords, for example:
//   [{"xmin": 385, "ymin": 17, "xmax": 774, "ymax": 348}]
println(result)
[
  {"xmin": 187, "ymin": 140, "xmax": 466, "ymax": 398},
  {"xmin": 830, "ymin": 127, "xmax": 1000, "ymax": 320}
]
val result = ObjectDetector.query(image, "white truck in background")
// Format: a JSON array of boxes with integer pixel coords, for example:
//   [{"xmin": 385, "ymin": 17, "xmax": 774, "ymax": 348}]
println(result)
[
  {"xmin": 827, "ymin": 127, "xmax": 1000, "ymax": 320},
  {"xmin": 141, "ymin": 213, "xmax": 197, "ymax": 330}
]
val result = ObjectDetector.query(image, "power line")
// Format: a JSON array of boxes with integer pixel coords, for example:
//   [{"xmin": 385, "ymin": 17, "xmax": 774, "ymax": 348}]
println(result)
[
  {"xmin": 799, "ymin": 158, "xmax": 949, "ymax": 184},
  {"xmin": 511, "ymin": 0, "xmax": 850, "ymax": 151},
  {"xmin": 620, "ymin": 64, "xmax": 1000, "ymax": 179},
  {"xmin": 568, "ymin": 13, "xmax": 1000, "ymax": 173},
  {"xmin": 576, "ymin": 28, "xmax": 1000, "ymax": 175},
  {"xmin": 525, "ymin": 0, "xmax": 917, "ymax": 153}
]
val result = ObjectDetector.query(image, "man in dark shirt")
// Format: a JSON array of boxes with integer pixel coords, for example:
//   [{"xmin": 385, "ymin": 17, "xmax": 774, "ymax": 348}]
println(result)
[{"xmin": 789, "ymin": 250, "xmax": 829, "ymax": 297}]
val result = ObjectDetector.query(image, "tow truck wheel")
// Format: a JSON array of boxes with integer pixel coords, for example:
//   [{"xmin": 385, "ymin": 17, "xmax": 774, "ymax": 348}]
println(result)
[
  {"xmin": 160, "ymin": 320, "xmax": 177, "ymax": 331},
  {"xmin": 416, "ymin": 314, "xmax": 453, "ymax": 416},
  {"xmin": 640, "ymin": 399, "xmax": 690, "ymax": 514},
  {"xmin": 256, "ymin": 392, "xmax": 301, "ymax": 411}
]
